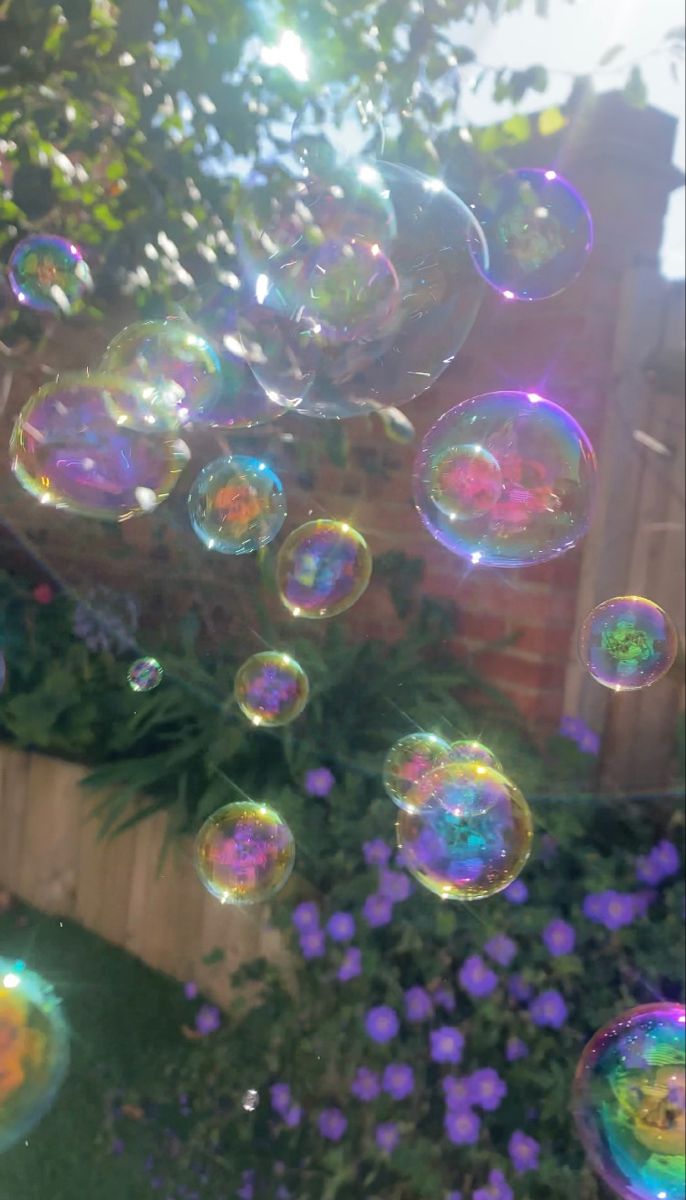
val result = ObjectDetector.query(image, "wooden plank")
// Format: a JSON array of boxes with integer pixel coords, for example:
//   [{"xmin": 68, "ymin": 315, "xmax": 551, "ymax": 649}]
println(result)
[
  {"xmin": 0, "ymin": 747, "xmax": 31, "ymax": 896},
  {"xmin": 73, "ymin": 792, "xmax": 136, "ymax": 949}
]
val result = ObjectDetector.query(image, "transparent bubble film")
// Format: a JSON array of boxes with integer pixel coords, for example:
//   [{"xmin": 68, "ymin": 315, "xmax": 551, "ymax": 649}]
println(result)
[
  {"xmin": 127, "ymin": 657, "xmax": 164, "ymax": 693},
  {"xmin": 413, "ymin": 390, "xmax": 596, "ymax": 567},
  {"xmin": 188, "ymin": 455, "xmax": 287, "ymax": 555},
  {"xmin": 277, "ymin": 520, "xmax": 372, "ymax": 618},
  {"xmin": 383, "ymin": 733, "xmax": 451, "ymax": 813},
  {"xmin": 195, "ymin": 801, "xmax": 295, "ymax": 906},
  {"xmin": 579, "ymin": 597, "xmax": 678, "ymax": 691},
  {"xmin": 8, "ymin": 235, "xmax": 92, "ymax": 314},
  {"xmin": 234, "ymin": 651, "xmax": 309, "ymax": 727}
]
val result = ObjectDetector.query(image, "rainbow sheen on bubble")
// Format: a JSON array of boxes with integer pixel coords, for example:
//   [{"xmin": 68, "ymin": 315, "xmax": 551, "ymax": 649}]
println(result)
[
  {"xmin": 382, "ymin": 733, "xmax": 451, "ymax": 813},
  {"xmin": 193, "ymin": 288, "xmax": 285, "ymax": 430},
  {"xmin": 195, "ymin": 801, "xmax": 295, "ymax": 906},
  {"xmin": 396, "ymin": 762, "xmax": 533, "ymax": 900},
  {"xmin": 288, "ymin": 236, "xmax": 400, "ymax": 344},
  {"xmin": 277, "ymin": 520, "xmax": 372, "ymax": 619},
  {"xmin": 0, "ymin": 958, "xmax": 70, "ymax": 1153},
  {"xmin": 474, "ymin": 168, "xmax": 593, "ymax": 301},
  {"xmin": 429, "ymin": 443, "xmax": 503, "ymax": 521},
  {"xmin": 234, "ymin": 651, "xmax": 309, "ymax": 727},
  {"xmin": 10, "ymin": 375, "xmax": 189, "ymax": 522},
  {"xmin": 579, "ymin": 597, "xmax": 678, "ymax": 692},
  {"xmin": 414, "ymin": 391, "xmax": 596, "ymax": 567},
  {"xmin": 572, "ymin": 1003, "xmax": 686, "ymax": 1200},
  {"xmin": 8, "ymin": 235, "xmax": 92, "ymax": 314},
  {"xmin": 101, "ymin": 320, "xmax": 222, "ymax": 431},
  {"xmin": 448, "ymin": 740, "xmax": 502, "ymax": 771},
  {"xmin": 128, "ymin": 657, "xmax": 164, "ymax": 693},
  {"xmin": 188, "ymin": 455, "xmax": 286, "ymax": 556}
]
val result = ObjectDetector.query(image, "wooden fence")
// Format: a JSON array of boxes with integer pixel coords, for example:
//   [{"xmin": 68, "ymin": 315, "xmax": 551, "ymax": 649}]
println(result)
[{"xmin": 0, "ymin": 745, "xmax": 289, "ymax": 1007}]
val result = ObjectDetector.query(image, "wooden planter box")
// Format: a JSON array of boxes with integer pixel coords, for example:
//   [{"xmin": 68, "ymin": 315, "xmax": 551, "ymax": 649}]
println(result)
[{"xmin": 0, "ymin": 745, "xmax": 288, "ymax": 1007}]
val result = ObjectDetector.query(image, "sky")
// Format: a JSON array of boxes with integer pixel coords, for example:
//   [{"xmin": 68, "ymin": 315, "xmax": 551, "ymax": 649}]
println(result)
[{"xmin": 461, "ymin": 0, "xmax": 685, "ymax": 278}]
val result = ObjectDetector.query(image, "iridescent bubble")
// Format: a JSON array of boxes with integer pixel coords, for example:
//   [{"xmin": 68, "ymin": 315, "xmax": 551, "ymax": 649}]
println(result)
[
  {"xmin": 8, "ymin": 234, "xmax": 92, "ymax": 314},
  {"xmin": 239, "ymin": 162, "xmax": 487, "ymax": 419},
  {"xmin": 429, "ymin": 444, "xmax": 503, "ymax": 521},
  {"xmin": 277, "ymin": 520, "xmax": 372, "ymax": 619},
  {"xmin": 234, "ymin": 651, "xmax": 309, "ymax": 727},
  {"xmin": 187, "ymin": 455, "xmax": 286, "ymax": 556},
  {"xmin": 291, "ymin": 87, "xmax": 385, "ymax": 169},
  {"xmin": 579, "ymin": 597, "xmax": 678, "ymax": 691},
  {"xmin": 242, "ymin": 1089, "xmax": 260, "ymax": 1112},
  {"xmin": 413, "ymin": 391, "xmax": 596, "ymax": 567},
  {"xmin": 447, "ymin": 740, "xmax": 502, "ymax": 771},
  {"xmin": 396, "ymin": 762, "xmax": 533, "ymax": 900},
  {"xmin": 473, "ymin": 168, "xmax": 593, "ymax": 301},
  {"xmin": 0, "ymin": 958, "xmax": 70, "ymax": 1152},
  {"xmin": 101, "ymin": 320, "xmax": 222, "ymax": 432},
  {"xmin": 572, "ymin": 1003, "xmax": 686, "ymax": 1200},
  {"xmin": 192, "ymin": 289, "xmax": 285, "ymax": 430},
  {"xmin": 10, "ymin": 375, "xmax": 189, "ymax": 522},
  {"xmin": 195, "ymin": 801, "xmax": 295, "ymax": 906},
  {"xmin": 127, "ymin": 657, "xmax": 164, "ymax": 693},
  {"xmin": 383, "ymin": 733, "xmax": 451, "ymax": 813},
  {"xmin": 286, "ymin": 236, "xmax": 400, "ymax": 344}
]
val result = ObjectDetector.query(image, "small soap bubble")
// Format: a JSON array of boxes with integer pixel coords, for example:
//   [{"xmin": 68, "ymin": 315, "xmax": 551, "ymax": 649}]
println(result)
[
  {"xmin": 8, "ymin": 235, "xmax": 92, "ymax": 314},
  {"xmin": 234, "ymin": 651, "xmax": 309, "ymax": 727},
  {"xmin": 127, "ymin": 657, "xmax": 164, "ymax": 693},
  {"xmin": 195, "ymin": 801, "xmax": 295, "ymax": 906},
  {"xmin": 242, "ymin": 1089, "xmax": 260, "ymax": 1112},
  {"xmin": 413, "ymin": 391, "xmax": 596, "ymax": 567},
  {"xmin": 579, "ymin": 596, "xmax": 678, "ymax": 691},
  {"xmin": 447, "ymin": 740, "xmax": 502, "ymax": 771},
  {"xmin": 474, "ymin": 168, "xmax": 592, "ymax": 301},
  {"xmin": 396, "ymin": 762, "xmax": 533, "ymax": 900},
  {"xmin": 382, "ymin": 733, "xmax": 451, "ymax": 813},
  {"xmin": 10, "ymin": 375, "xmax": 188, "ymax": 522},
  {"xmin": 277, "ymin": 520, "xmax": 372, "ymax": 619},
  {"xmin": 429, "ymin": 444, "xmax": 503, "ymax": 521},
  {"xmin": 187, "ymin": 455, "xmax": 287, "ymax": 556},
  {"xmin": 0, "ymin": 958, "xmax": 70, "ymax": 1152},
  {"xmin": 101, "ymin": 320, "xmax": 222, "ymax": 431},
  {"xmin": 572, "ymin": 1003, "xmax": 686, "ymax": 1200}
]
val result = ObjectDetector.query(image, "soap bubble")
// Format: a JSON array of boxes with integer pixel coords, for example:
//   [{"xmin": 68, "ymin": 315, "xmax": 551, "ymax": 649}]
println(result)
[
  {"xmin": 239, "ymin": 161, "xmax": 487, "ymax": 419},
  {"xmin": 572, "ymin": 1003, "xmax": 686, "ymax": 1200},
  {"xmin": 10, "ymin": 375, "xmax": 189, "ymax": 522},
  {"xmin": 0, "ymin": 958, "xmax": 70, "ymax": 1152},
  {"xmin": 127, "ymin": 657, "xmax": 164, "ymax": 693},
  {"xmin": 277, "ymin": 520, "xmax": 372, "ymax": 618},
  {"xmin": 8, "ymin": 234, "xmax": 92, "ymax": 314},
  {"xmin": 448, "ymin": 740, "xmax": 502, "ymax": 771},
  {"xmin": 474, "ymin": 168, "xmax": 593, "ymax": 301},
  {"xmin": 101, "ymin": 320, "xmax": 222, "ymax": 432},
  {"xmin": 195, "ymin": 801, "xmax": 295, "ymax": 906},
  {"xmin": 413, "ymin": 391, "xmax": 596, "ymax": 567},
  {"xmin": 396, "ymin": 762, "xmax": 533, "ymax": 900},
  {"xmin": 291, "ymin": 87, "xmax": 385, "ymax": 169},
  {"xmin": 192, "ymin": 289, "xmax": 286, "ymax": 430},
  {"xmin": 383, "ymin": 733, "xmax": 451, "ymax": 813},
  {"xmin": 242, "ymin": 1089, "xmax": 260, "ymax": 1112},
  {"xmin": 187, "ymin": 455, "xmax": 287, "ymax": 555},
  {"xmin": 286, "ymin": 236, "xmax": 400, "ymax": 344},
  {"xmin": 429, "ymin": 444, "xmax": 503, "ymax": 521},
  {"xmin": 234, "ymin": 651, "xmax": 309, "ymax": 727},
  {"xmin": 579, "ymin": 597, "xmax": 678, "ymax": 691}
]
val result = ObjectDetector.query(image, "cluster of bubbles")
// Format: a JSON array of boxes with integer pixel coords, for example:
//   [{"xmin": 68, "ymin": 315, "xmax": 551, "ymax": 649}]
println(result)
[{"xmin": 578, "ymin": 596, "xmax": 678, "ymax": 692}]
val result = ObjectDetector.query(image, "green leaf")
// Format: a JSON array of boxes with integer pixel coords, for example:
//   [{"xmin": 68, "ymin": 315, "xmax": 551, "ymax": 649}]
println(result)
[
  {"xmin": 624, "ymin": 65, "xmax": 648, "ymax": 107},
  {"xmin": 538, "ymin": 106, "xmax": 568, "ymax": 137}
]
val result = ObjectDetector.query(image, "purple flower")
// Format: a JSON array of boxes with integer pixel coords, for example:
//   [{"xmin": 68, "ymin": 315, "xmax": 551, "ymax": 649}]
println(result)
[
  {"xmin": 444, "ymin": 1109, "xmax": 480, "ymax": 1145},
  {"xmin": 442, "ymin": 1075, "xmax": 473, "ymax": 1112},
  {"xmin": 559, "ymin": 716, "xmax": 599, "ymax": 755},
  {"xmin": 484, "ymin": 933, "xmax": 517, "ymax": 967},
  {"xmin": 304, "ymin": 767, "xmax": 335, "ymax": 797},
  {"xmin": 507, "ymin": 974, "xmax": 533, "ymax": 1003},
  {"xmin": 270, "ymin": 1084, "xmax": 292, "ymax": 1116},
  {"xmin": 583, "ymin": 890, "xmax": 636, "ymax": 930},
  {"xmin": 337, "ymin": 946, "xmax": 362, "ymax": 982},
  {"xmin": 633, "ymin": 889, "xmax": 656, "ymax": 918},
  {"xmin": 382, "ymin": 1063, "xmax": 415, "ymax": 1100},
  {"xmin": 318, "ymin": 1108, "xmax": 347, "ymax": 1142},
  {"xmin": 508, "ymin": 1130, "xmax": 540, "ymax": 1172},
  {"xmin": 542, "ymin": 918, "xmax": 576, "ymax": 957},
  {"xmin": 183, "ymin": 981, "xmax": 198, "ymax": 1000},
  {"xmin": 195, "ymin": 1004, "xmax": 220, "ymax": 1035},
  {"xmin": 362, "ymin": 893, "xmax": 393, "ymax": 928},
  {"xmin": 237, "ymin": 1169, "xmax": 255, "ymax": 1200},
  {"xmin": 636, "ymin": 840, "xmax": 680, "ymax": 885},
  {"xmin": 351, "ymin": 1067, "xmax": 381, "ymax": 1102},
  {"xmin": 430, "ymin": 1026, "xmax": 465, "ymax": 1064},
  {"xmin": 474, "ymin": 1169, "xmax": 513, "ymax": 1200},
  {"xmin": 365, "ymin": 1005, "xmax": 400, "ymax": 1044},
  {"xmin": 506, "ymin": 1036, "xmax": 529, "ymax": 1062},
  {"xmin": 375, "ymin": 1121, "xmax": 401, "ymax": 1153},
  {"xmin": 469, "ymin": 1067, "xmax": 507, "ymax": 1112},
  {"xmin": 503, "ymin": 879, "xmax": 528, "ymax": 904},
  {"xmin": 529, "ymin": 989, "xmax": 568, "ymax": 1029},
  {"xmin": 445, "ymin": 1193, "xmax": 462, "ymax": 1200},
  {"xmin": 378, "ymin": 869, "xmax": 412, "ymax": 902},
  {"xmin": 458, "ymin": 955, "xmax": 498, "ymax": 999},
  {"xmin": 326, "ymin": 912, "xmax": 355, "ymax": 942},
  {"xmin": 404, "ymin": 985, "xmax": 433, "ymax": 1022},
  {"xmin": 292, "ymin": 901, "xmax": 320, "ymax": 934},
  {"xmin": 299, "ymin": 929, "xmax": 326, "ymax": 960},
  {"xmin": 283, "ymin": 1103, "xmax": 302, "ymax": 1128},
  {"xmin": 434, "ymin": 986, "xmax": 456, "ymax": 1012},
  {"xmin": 363, "ymin": 839, "xmax": 392, "ymax": 867}
]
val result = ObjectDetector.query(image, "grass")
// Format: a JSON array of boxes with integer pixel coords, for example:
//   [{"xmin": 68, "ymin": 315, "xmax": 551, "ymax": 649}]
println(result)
[{"xmin": 0, "ymin": 900, "xmax": 193, "ymax": 1200}]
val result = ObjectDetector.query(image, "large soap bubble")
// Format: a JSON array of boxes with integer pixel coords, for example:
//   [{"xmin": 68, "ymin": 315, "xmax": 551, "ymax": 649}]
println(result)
[
  {"xmin": 8, "ymin": 235, "xmax": 92, "ymax": 314},
  {"xmin": 192, "ymin": 289, "xmax": 286, "ymax": 430},
  {"xmin": 579, "ymin": 596, "xmax": 678, "ymax": 692},
  {"xmin": 195, "ymin": 801, "xmax": 295, "ymax": 905},
  {"xmin": 572, "ymin": 1003, "xmax": 685, "ymax": 1200},
  {"xmin": 448, "ymin": 740, "xmax": 502, "ymax": 771},
  {"xmin": 396, "ymin": 762, "xmax": 533, "ymax": 900},
  {"xmin": 0, "ymin": 958, "xmax": 70, "ymax": 1152},
  {"xmin": 474, "ymin": 168, "xmax": 593, "ymax": 301},
  {"xmin": 10, "ymin": 375, "xmax": 189, "ymax": 521},
  {"xmin": 382, "ymin": 733, "xmax": 451, "ymax": 813},
  {"xmin": 277, "ymin": 520, "xmax": 372, "ymax": 618},
  {"xmin": 234, "ymin": 651, "xmax": 309, "ymax": 727},
  {"xmin": 239, "ymin": 161, "xmax": 487, "ymax": 419},
  {"xmin": 413, "ymin": 391, "xmax": 596, "ymax": 567},
  {"xmin": 187, "ymin": 455, "xmax": 287, "ymax": 555}
]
